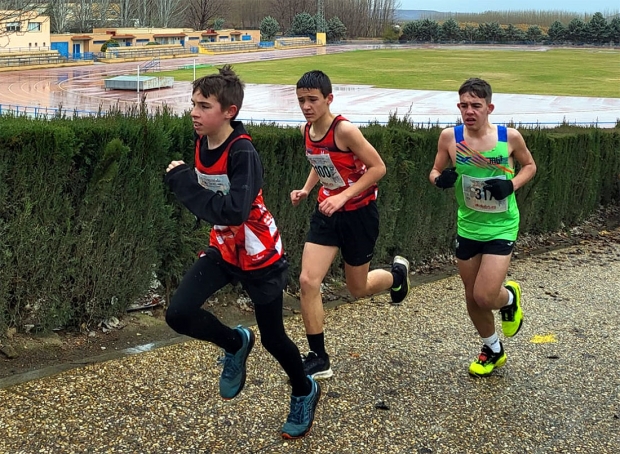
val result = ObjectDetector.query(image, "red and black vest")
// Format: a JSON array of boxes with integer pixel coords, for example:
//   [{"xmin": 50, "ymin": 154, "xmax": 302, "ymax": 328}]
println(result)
[
  {"xmin": 194, "ymin": 134, "xmax": 284, "ymax": 270},
  {"xmin": 304, "ymin": 115, "xmax": 377, "ymax": 211}
]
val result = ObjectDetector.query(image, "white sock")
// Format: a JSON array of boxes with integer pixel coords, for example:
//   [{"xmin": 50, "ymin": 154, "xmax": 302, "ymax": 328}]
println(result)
[
  {"xmin": 482, "ymin": 333, "xmax": 502, "ymax": 353},
  {"xmin": 504, "ymin": 287, "xmax": 514, "ymax": 306}
]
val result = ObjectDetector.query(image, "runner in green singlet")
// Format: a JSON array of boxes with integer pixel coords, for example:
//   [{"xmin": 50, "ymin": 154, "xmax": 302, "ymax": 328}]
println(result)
[{"xmin": 429, "ymin": 78, "xmax": 537, "ymax": 377}]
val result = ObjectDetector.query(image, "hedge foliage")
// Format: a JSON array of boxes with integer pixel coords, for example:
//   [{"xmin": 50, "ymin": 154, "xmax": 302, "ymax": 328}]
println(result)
[{"xmin": 0, "ymin": 111, "xmax": 618, "ymax": 333}]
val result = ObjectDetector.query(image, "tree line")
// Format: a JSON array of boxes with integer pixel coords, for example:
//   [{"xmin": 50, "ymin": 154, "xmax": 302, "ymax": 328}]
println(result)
[
  {"xmin": 397, "ymin": 13, "xmax": 620, "ymax": 45},
  {"xmin": 0, "ymin": 0, "xmax": 397, "ymax": 37}
]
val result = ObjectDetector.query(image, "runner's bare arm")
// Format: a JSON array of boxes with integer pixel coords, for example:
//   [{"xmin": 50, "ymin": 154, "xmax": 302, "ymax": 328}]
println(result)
[
  {"xmin": 290, "ymin": 124, "xmax": 320, "ymax": 206},
  {"xmin": 429, "ymin": 128, "xmax": 455, "ymax": 184},
  {"xmin": 333, "ymin": 120, "xmax": 386, "ymax": 200},
  {"xmin": 508, "ymin": 128, "xmax": 537, "ymax": 191}
]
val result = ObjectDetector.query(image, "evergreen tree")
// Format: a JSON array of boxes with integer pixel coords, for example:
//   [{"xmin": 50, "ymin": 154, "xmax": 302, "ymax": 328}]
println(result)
[
  {"xmin": 260, "ymin": 16, "xmax": 280, "ymax": 41},
  {"xmin": 289, "ymin": 12, "xmax": 315, "ymax": 36},
  {"xmin": 327, "ymin": 16, "xmax": 347, "ymax": 42},
  {"xmin": 504, "ymin": 24, "xmax": 525, "ymax": 43},
  {"xmin": 212, "ymin": 18, "xmax": 224, "ymax": 30},
  {"xmin": 401, "ymin": 21, "xmax": 420, "ymax": 41},
  {"xmin": 417, "ymin": 18, "xmax": 440, "ymax": 42},
  {"xmin": 609, "ymin": 17, "xmax": 620, "ymax": 44},
  {"xmin": 440, "ymin": 18, "xmax": 461, "ymax": 42},
  {"xmin": 478, "ymin": 22, "xmax": 504, "ymax": 43},
  {"xmin": 462, "ymin": 24, "xmax": 478, "ymax": 43},
  {"xmin": 525, "ymin": 25, "xmax": 544, "ymax": 43},
  {"xmin": 547, "ymin": 21, "xmax": 566, "ymax": 43},
  {"xmin": 566, "ymin": 18, "xmax": 586, "ymax": 44},
  {"xmin": 586, "ymin": 12, "xmax": 610, "ymax": 44}
]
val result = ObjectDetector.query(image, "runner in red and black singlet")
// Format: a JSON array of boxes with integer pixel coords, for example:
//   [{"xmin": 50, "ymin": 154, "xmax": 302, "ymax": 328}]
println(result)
[
  {"xmin": 303, "ymin": 114, "xmax": 377, "ymax": 212},
  {"xmin": 290, "ymin": 70, "xmax": 411, "ymax": 380},
  {"xmin": 164, "ymin": 65, "xmax": 320, "ymax": 440}
]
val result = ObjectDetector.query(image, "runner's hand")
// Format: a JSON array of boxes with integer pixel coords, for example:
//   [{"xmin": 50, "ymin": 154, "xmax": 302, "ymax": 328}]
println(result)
[
  {"xmin": 319, "ymin": 194, "xmax": 347, "ymax": 216},
  {"xmin": 166, "ymin": 160, "xmax": 185, "ymax": 173},
  {"xmin": 290, "ymin": 189, "xmax": 309, "ymax": 206},
  {"xmin": 483, "ymin": 179, "xmax": 514, "ymax": 200},
  {"xmin": 435, "ymin": 167, "xmax": 458, "ymax": 189}
]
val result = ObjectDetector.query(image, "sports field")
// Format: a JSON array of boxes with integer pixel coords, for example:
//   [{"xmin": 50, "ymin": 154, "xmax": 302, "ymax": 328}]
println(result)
[{"xmin": 157, "ymin": 48, "xmax": 620, "ymax": 98}]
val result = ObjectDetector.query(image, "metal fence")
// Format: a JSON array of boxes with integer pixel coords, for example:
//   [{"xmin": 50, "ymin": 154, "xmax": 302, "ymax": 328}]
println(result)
[
  {"xmin": 0, "ymin": 104, "xmax": 100, "ymax": 119},
  {"xmin": 0, "ymin": 53, "xmax": 70, "ymax": 68}
]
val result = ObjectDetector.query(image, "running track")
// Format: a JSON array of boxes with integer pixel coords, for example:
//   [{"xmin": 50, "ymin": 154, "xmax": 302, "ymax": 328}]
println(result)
[{"xmin": 1, "ymin": 44, "xmax": 619, "ymax": 127}]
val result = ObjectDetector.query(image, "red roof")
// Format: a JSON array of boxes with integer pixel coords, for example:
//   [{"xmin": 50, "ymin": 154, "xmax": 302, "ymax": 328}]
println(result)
[
  {"xmin": 71, "ymin": 35, "xmax": 92, "ymax": 40},
  {"xmin": 201, "ymin": 31, "xmax": 218, "ymax": 36},
  {"xmin": 230, "ymin": 31, "xmax": 242, "ymax": 35}
]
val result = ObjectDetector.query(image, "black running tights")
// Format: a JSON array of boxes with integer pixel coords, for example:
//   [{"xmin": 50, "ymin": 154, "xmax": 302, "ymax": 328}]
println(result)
[{"xmin": 166, "ymin": 255, "xmax": 310, "ymax": 396}]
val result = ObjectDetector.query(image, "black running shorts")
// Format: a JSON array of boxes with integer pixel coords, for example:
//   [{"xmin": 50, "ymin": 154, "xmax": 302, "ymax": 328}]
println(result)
[
  {"xmin": 306, "ymin": 201, "xmax": 379, "ymax": 266},
  {"xmin": 455, "ymin": 235, "xmax": 515, "ymax": 261}
]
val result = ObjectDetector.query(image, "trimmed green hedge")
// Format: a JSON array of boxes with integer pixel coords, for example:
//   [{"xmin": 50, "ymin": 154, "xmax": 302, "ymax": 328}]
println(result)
[{"xmin": 0, "ymin": 111, "xmax": 618, "ymax": 332}]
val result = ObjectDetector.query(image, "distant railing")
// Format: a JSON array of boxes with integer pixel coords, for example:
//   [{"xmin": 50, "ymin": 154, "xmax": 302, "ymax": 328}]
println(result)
[
  {"xmin": 141, "ymin": 58, "xmax": 161, "ymax": 72},
  {"xmin": 0, "ymin": 52, "xmax": 69, "ymax": 68},
  {"xmin": 274, "ymin": 37, "xmax": 315, "ymax": 48},
  {"xmin": 0, "ymin": 104, "xmax": 100, "ymax": 119},
  {"xmin": 199, "ymin": 42, "xmax": 259, "ymax": 53},
  {"xmin": 0, "ymin": 46, "xmax": 50, "ymax": 53},
  {"xmin": 102, "ymin": 46, "xmax": 193, "ymax": 60}
]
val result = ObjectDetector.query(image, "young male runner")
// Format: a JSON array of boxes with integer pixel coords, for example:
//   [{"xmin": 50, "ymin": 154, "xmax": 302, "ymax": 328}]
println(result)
[
  {"xmin": 165, "ymin": 65, "xmax": 320, "ymax": 438},
  {"xmin": 430, "ymin": 78, "xmax": 537, "ymax": 376},
  {"xmin": 291, "ymin": 70, "xmax": 410, "ymax": 379}
]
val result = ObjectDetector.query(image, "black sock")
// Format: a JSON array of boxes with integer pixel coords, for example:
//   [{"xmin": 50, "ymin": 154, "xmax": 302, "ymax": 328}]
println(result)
[
  {"xmin": 307, "ymin": 332, "xmax": 327, "ymax": 357},
  {"xmin": 292, "ymin": 377, "xmax": 313, "ymax": 397}
]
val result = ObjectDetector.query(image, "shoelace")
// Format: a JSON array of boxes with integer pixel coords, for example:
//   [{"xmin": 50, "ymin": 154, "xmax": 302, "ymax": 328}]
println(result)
[
  {"xmin": 287, "ymin": 393, "xmax": 313, "ymax": 424},
  {"xmin": 217, "ymin": 352, "xmax": 239, "ymax": 379},
  {"xmin": 477, "ymin": 346, "xmax": 493, "ymax": 363}
]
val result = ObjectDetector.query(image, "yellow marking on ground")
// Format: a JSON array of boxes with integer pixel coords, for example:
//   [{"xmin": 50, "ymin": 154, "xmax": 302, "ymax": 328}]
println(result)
[{"xmin": 531, "ymin": 334, "xmax": 557, "ymax": 344}]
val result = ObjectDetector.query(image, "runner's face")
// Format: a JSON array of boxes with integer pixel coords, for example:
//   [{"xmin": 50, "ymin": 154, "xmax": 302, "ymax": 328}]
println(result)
[
  {"xmin": 190, "ymin": 91, "xmax": 235, "ymax": 136},
  {"xmin": 458, "ymin": 92, "xmax": 494, "ymax": 130},
  {"xmin": 296, "ymin": 88, "xmax": 332, "ymax": 122}
]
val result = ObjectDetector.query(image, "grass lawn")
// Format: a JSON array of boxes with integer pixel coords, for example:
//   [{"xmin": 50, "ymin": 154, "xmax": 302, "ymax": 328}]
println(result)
[{"xmin": 156, "ymin": 48, "xmax": 620, "ymax": 98}]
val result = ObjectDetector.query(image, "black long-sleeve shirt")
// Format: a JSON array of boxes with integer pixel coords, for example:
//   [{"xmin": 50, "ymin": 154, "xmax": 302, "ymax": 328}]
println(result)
[{"xmin": 165, "ymin": 122, "xmax": 263, "ymax": 226}]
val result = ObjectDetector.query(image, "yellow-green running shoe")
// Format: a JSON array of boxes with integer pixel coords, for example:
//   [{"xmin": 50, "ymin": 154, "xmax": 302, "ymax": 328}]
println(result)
[
  {"xmin": 468, "ymin": 344, "xmax": 507, "ymax": 377},
  {"xmin": 500, "ymin": 281, "xmax": 523, "ymax": 337}
]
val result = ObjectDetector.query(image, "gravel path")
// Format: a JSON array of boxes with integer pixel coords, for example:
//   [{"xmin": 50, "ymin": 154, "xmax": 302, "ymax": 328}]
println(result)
[{"xmin": 1, "ymin": 229, "xmax": 619, "ymax": 453}]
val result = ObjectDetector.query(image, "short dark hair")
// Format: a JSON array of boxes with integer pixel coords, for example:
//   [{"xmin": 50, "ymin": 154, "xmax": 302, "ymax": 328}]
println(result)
[
  {"xmin": 458, "ymin": 78, "xmax": 492, "ymax": 104},
  {"xmin": 296, "ymin": 70, "xmax": 332, "ymax": 97},
  {"xmin": 192, "ymin": 64, "xmax": 244, "ymax": 119}
]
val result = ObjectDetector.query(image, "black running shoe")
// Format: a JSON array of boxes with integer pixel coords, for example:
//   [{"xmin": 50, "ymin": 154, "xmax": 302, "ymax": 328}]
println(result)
[
  {"xmin": 390, "ymin": 255, "xmax": 410, "ymax": 305},
  {"xmin": 302, "ymin": 351, "xmax": 333, "ymax": 379}
]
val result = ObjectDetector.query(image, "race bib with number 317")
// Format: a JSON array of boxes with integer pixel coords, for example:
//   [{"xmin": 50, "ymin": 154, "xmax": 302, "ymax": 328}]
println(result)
[{"xmin": 461, "ymin": 174, "xmax": 507, "ymax": 212}]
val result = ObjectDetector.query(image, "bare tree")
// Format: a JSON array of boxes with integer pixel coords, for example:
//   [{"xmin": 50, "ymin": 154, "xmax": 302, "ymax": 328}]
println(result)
[
  {"xmin": 71, "ymin": 0, "xmax": 93, "ymax": 32},
  {"xmin": 136, "ymin": 0, "xmax": 154, "ymax": 28},
  {"xmin": 228, "ymin": 0, "xmax": 269, "ymax": 28},
  {"xmin": 116, "ymin": 0, "xmax": 140, "ymax": 27},
  {"xmin": 185, "ymin": 0, "xmax": 228, "ymax": 31},
  {"xmin": 91, "ymin": 0, "xmax": 114, "ymax": 28},
  {"xmin": 46, "ymin": 0, "xmax": 72, "ymax": 33},
  {"xmin": 213, "ymin": 0, "xmax": 397, "ymax": 37},
  {"xmin": 152, "ymin": 0, "xmax": 188, "ymax": 27}
]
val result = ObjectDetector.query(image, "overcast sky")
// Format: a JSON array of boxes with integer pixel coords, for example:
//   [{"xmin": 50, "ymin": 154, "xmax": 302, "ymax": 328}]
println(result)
[{"xmin": 397, "ymin": 0, "xmax": 617, "ymax": 13}]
